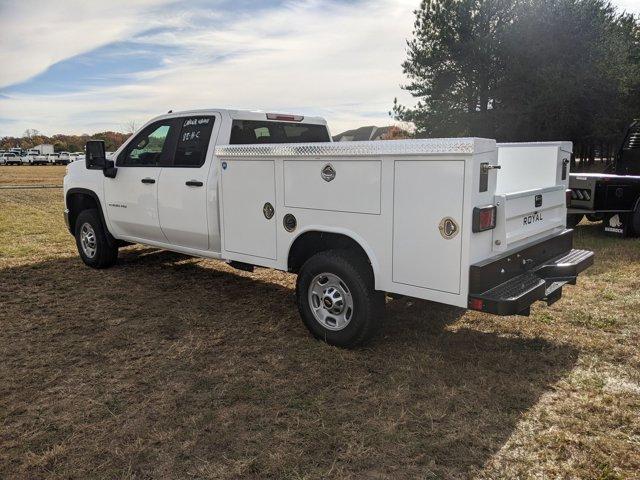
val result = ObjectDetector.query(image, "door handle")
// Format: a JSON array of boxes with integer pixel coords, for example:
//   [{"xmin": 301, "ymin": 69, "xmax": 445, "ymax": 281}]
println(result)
[
  {"xmin": 141, "ymin": 178, "xmax": 155, "ymax": 184},
  {"xmin": 185, "ymin": 180, "xmax": 203, "ymax": 187}
]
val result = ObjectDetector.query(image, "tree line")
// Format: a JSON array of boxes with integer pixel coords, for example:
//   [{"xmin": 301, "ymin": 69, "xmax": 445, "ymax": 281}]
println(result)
[
  {"xmin": 0, "ymin": 129, "xmax": 131, "ymax": 153},
  {"xmin": 393, "ymin": 0, "xmax": 640, "ymax": 164}
]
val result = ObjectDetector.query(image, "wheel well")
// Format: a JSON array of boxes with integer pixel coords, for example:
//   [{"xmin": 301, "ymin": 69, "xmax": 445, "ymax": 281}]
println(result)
[
  {"xmin": 66, "ymin": 191, "xmax": 100, "ymax": 234},
  {"xmin": 288, "ymin": 231, "xmax": 372, "ymax": 274}
]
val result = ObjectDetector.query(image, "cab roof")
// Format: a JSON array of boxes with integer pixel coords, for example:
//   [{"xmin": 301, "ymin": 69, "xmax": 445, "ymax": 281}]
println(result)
[{"xmin": 150, "ymin": 108, "xmax": 327, "ymax": 125}]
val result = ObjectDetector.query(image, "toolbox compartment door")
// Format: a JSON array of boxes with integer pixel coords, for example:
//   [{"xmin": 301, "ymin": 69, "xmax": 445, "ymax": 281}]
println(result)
[
  {"xmin": 221, "ymin": 160, "xmax": 277, "ymax": 260},
  {"xmin": 392, "ymin": 160, "xmax": 464, "ymax": 294},
  {"xmin": 284, "ymin": 160, "xmax": 381, "ymax": 214}
]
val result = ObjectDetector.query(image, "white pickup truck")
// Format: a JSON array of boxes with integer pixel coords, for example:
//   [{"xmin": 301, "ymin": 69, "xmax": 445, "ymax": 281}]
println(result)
[
  {"xmin": 63, "ymin": 109, "xmax": 593, "ymax": 347},
  {"xmin": 0, "ymin": 152, "xmax": 22, "ymax": 165}
]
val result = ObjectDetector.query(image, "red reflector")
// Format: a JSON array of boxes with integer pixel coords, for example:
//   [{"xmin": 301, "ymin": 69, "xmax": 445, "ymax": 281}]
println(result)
[
  {"xmin": 479, "ymin": 208, "xmax": 495, "ymax": 229},
  {"xmin": 266, "ymin": 113, "xmax": 304, "ymax": 122},
  {"xmin": 472, "ymin": 205, "xmax": 497, "ymax": 232},
  {"xmin": 469, "ymin": 298, "xmax": 484, "ymax": 311}
]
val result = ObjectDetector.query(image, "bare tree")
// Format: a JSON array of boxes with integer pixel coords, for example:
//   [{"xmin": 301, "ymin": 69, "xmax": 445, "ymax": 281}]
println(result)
[
  {"xmin": 123, "ymin": 120, "xmax": 138, "ymax": 134},
  {"xmin": 23, "ymin": 128, "xmax": 40, "ymax": 139}
]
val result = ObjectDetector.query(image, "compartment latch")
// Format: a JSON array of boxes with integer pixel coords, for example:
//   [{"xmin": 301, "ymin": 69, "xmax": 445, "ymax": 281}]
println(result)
[{"xmin": 479, "ymin": 162, "xmax": 501, "ymax": 192}]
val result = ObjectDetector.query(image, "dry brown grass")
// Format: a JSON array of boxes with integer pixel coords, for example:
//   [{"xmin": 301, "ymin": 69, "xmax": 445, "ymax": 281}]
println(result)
[
  {"xmin": 0, "ymin": 165, "xmax": 66, "ymax": 185},
  {"xmin": 0, "ymin": 169, "xmax": 639, "ymax": 479}
]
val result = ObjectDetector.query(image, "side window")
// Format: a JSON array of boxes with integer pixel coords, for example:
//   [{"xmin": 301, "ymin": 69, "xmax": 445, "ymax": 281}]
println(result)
[
  {"xmin": 119, "ymin": 122, "xmax": 172, "ymax": 166},
  {"xmin": 173, "ymin": 116, "xmax": 215, "ymax": 167}
]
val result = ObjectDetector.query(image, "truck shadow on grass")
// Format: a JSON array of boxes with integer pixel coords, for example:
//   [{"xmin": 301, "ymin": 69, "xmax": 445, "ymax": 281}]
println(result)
[{"xmin": 0, "ymin": 247, "xmax": 578, "ymax": 479}]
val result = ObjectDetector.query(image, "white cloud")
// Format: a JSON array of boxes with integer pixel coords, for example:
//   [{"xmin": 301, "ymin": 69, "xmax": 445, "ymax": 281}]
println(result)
[
  {"xmin": 0, "ymin": 0, "xmax": 177, "ymax": 89},
  {"xmin": 0, "ymin": 0, "xmax": 417, "ymax": 136}
]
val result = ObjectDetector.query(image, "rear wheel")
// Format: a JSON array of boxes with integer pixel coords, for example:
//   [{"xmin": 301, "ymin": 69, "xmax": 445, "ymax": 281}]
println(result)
[
  {"xmin": 567, "ymin": 214, "xmax": 584, "ymax": 229},
  {"xmin": 296, "ymin": 249, "xmax": 384, "ymax": 348},
  {"xmin": 74, "ymin": 209, "xmax": 118, "ymax": 268}
]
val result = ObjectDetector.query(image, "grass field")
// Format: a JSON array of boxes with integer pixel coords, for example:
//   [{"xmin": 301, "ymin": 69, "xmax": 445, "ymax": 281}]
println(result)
[{"xmin": 1, "ymin": 166, "xmax": 639, "ymax": 479}]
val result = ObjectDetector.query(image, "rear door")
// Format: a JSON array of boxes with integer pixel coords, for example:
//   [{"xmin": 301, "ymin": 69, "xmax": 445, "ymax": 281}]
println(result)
[{"xmin": 157, "ymin": 115, "xmax": 218, "ymax": 251}]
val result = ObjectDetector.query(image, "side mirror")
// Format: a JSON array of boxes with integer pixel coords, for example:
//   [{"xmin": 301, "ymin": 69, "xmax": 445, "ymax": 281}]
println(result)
[{"xmin": 85, "ymin": 140, "xmax": 106, "ymax": 169}]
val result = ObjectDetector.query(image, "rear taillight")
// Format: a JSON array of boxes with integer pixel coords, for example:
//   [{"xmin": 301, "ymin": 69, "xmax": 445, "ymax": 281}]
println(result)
[
  {"xmin": 566, "ymin": 189, "xmax": 572, "ymax": 207},
  {"xmin": 472, "ymin": 205, "xmax": 497, "ymax": 232},
  {"xmin": 469, "ymin": 298, "xmax": 484, "ymax": 311}
]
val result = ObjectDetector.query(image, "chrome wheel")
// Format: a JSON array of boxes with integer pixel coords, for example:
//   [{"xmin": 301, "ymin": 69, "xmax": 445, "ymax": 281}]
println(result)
[
  {"xmin": 80, "ymin": 222, "xmax": 97, "ymax": 258},
  {"xmin": 308, "ymin": 272, "xmax": 354, "ymax": 331}
]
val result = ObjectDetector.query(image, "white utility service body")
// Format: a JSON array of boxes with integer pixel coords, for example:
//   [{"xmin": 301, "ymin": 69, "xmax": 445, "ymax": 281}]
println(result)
[
  {"xmin": 63, "ymin": 109, "xmax": 593, "ymax": 347},
  {"xmin": 218, "ymin": 138, "xmax": 489, "ymax": 307}
]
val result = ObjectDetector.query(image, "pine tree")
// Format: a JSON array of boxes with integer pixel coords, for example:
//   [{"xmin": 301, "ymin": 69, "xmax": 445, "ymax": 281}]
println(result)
[{"xmin": 394, "ymin": 0, "xmax": 514, "ymax": 138}]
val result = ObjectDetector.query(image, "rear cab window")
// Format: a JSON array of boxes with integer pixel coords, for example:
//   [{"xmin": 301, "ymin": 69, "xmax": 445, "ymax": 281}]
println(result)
[{"xmin": 229, "ymin": 120, "xmax": 330, "ymax": 144}]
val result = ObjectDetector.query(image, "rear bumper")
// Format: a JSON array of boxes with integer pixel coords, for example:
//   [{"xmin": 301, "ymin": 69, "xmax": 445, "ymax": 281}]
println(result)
[{"xmin": 468, "ymin": 230, "xmax": 594, "ymax": 316}]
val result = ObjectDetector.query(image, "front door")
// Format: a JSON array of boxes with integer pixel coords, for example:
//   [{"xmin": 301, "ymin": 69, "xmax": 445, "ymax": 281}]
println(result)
[
  {"xmin": 157, "ymin": 115, "xmax": 218, "ymax": 251},
  {"xmin": 104, "ymin": 120, "xmax": 175, "ymax": 242}
]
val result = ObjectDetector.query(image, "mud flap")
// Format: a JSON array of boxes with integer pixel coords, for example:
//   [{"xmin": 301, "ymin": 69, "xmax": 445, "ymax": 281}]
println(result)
[{"xmin": 603, "ymin": 213, "xmax": 629, "ymax": 237}]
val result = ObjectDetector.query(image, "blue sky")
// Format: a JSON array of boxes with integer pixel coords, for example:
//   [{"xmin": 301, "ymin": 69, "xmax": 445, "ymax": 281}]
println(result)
[{"xmin": 0, "ymin": 0, "xmax": 638, "ymax": 137}]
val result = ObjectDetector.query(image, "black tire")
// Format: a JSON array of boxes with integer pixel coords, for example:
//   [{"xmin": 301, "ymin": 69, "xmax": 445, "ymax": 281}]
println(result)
[
  {"xmin": 74, "ymin": 209, "xmax": 118, "ymax": 268},
  {"xmin": 296, "ymin": 249, "xmax": 384, "ymax": 348},
  {"xmin": 566, "ymin": 214, "xmax": 584, "ymax": 229}
]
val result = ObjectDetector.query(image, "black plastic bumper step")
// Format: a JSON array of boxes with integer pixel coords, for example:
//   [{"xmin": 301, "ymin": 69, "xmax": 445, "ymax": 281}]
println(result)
[{"xmin": 469, "ymin": 248, "xmax": 594, "ymax": 316}]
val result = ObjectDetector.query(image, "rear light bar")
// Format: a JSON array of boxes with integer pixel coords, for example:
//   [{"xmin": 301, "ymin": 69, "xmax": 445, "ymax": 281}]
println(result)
[
  {"xmin": 266, "ymin": 113, "xmax": 304, "ymax": 122},
  {"xmin": 472, "ymin": 205, "xmax": 497, "ymax": 232}
]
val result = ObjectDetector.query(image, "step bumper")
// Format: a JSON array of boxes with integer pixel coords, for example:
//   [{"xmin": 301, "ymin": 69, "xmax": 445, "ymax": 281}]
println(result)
[{"xmin": 468, "ymin": 235, "xmax": 594, "ymax": 316}]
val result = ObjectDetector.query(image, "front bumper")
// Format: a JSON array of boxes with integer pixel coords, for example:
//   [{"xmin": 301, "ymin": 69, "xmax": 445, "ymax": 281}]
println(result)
[{"xmin": 468, "ymin": 229, "xmax": 594, "ymax": 316}]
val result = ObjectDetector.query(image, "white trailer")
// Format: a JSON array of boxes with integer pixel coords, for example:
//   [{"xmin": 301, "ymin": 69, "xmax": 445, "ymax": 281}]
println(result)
[
  {"xmin": 34, "ymin": 144, "xmax": 54, "ymax": 155},
  {"xmin": 63, "ymin": 109, "xmax": 593, "ymax": 347}
]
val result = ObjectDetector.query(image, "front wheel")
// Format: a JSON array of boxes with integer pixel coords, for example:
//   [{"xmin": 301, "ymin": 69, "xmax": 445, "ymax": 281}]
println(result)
[
  {"xmin": 296, "ymin": 250, "xmax": 384, "ymax": 348},
  {"xmin": 74, "ymin": 209, "xmax": 118, "ymax": 268}
]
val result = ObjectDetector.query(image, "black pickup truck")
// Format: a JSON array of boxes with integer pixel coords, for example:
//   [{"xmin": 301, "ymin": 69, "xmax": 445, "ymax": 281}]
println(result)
[{"xmin": 567, "ymin": 120, "xmax": 640, "ymax": 236}]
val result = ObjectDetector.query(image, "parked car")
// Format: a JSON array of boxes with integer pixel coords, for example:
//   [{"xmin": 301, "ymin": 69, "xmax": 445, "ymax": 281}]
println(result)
[
  {"xmin": 56, "ymin": 152, "xmax": 72, "ymax": 165},
  {"xmin": 44, "ymin": 153, "xmax": 59, "ymax": 165},
  {"xmin": 567, "ymin": 119, "xmax": 640, "ymax": 236},
  {"xmin": 63, "ymin": 109, "xmax": 593, "ymax": 347},
  {"xmin": 20, "ymin": 149, "xmax": 38, "ymax": 165},
  {"xmin": 30, "ymin": 152, "xmax": 49, "ymax": 165},
  {"xmin": 0, "ymin": 152, "xmax": 22, "ymax": 165}
]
